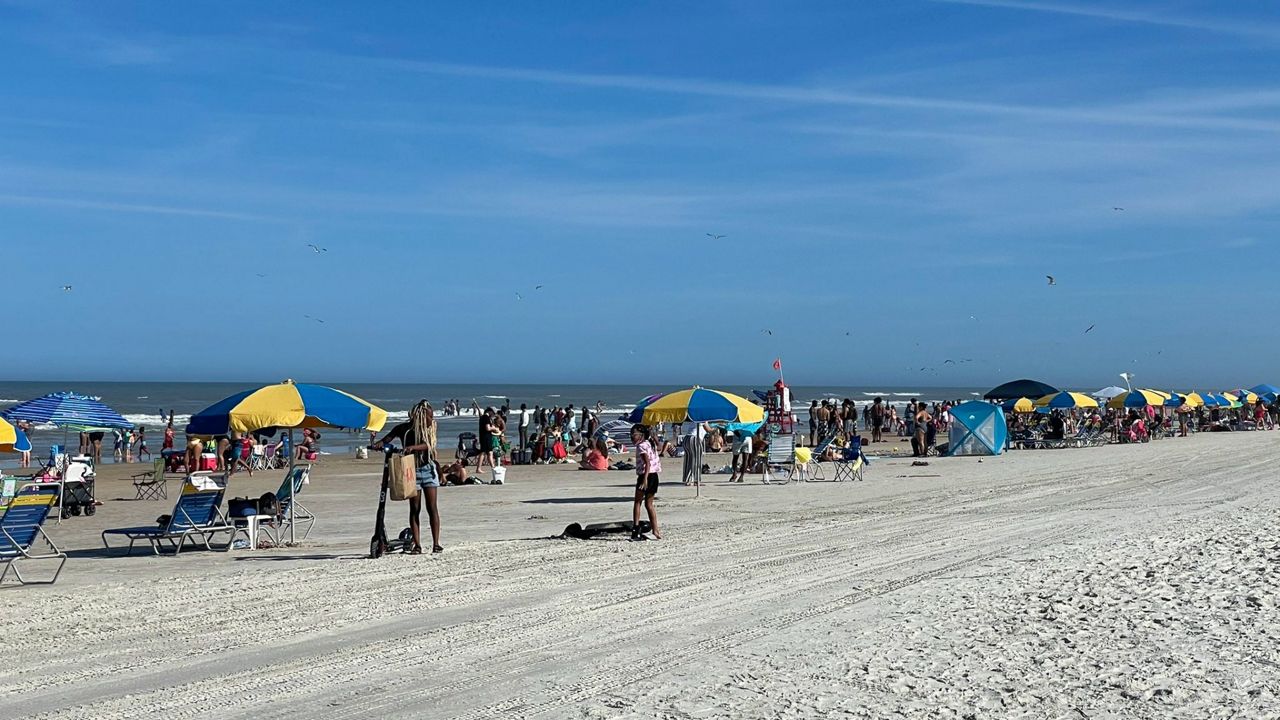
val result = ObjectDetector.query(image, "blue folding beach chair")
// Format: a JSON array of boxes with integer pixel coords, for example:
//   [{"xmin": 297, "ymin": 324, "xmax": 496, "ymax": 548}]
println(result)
[
  {"xmin": 101, "ymin": 481, "xmax": 234, "ymax": 555},
  {"xmin": 833, "ymin": 436, "xmax": 868, "ymax": 482},
  {"xmin": 0, "ymin": 489, "xmax": 67, "ymax": 585},
  {"xmin": 263, "ymin": 464, "xmax": 314, "ymax": 544}
]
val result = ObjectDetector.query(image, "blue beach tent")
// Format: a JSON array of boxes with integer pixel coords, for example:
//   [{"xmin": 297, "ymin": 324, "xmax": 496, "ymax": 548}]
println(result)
[{"xmin": 948, "ymin": 401, "xmax": 1007, "ymax": 457}]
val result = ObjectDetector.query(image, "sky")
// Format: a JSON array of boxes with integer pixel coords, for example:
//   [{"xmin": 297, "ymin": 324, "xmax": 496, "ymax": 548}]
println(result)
[{"xmin": 2, "ymin": 0, "xmax": 1278, "ymax": 389}]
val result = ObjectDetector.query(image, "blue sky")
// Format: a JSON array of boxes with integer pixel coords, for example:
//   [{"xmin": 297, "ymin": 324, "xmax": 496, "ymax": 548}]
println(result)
[{"xmin": 2, "ymin": 1, "xmax": 1278, "ymax": 388}]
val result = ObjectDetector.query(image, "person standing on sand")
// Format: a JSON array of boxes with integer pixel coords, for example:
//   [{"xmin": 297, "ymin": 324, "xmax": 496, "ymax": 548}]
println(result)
[
  {"xmin": 808, "ymin": 400, "xmax": 818, "ymax": 446},
  {"xmin": 630, "ymin": 424, "xmax": 661, "ymax": 540},
  {"xmin": 913, "ymin": 403, "xmax": 931, "ymax": 457},
  {"xmin": 870, "ymin": 398, "xmax": 885, "ymax": 443},
  {"xmin": 476, "ymin": 408, "xmax": 497, "ymax": 474},
  {"xmin": 375, "ymin": 400, "xmax": 443, "ymax": 554},
  {"xmin": 16, "ymin": 420, "xmax": 32, "ymax": 467},
  {"xmin": 518, "ymin": 403, "xmax": 531, "ymax": 450}
]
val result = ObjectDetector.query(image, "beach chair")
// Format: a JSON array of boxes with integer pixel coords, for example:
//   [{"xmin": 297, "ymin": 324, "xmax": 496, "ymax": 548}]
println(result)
[
  {"xmin": 833, "ymin": 437, "xmax": 867, "ymax": 482},
  {"xmin": 0, "ymin": 490, "xmax": 66, "ymax": 585},
  {"xmin": 261, "ymin": 464, "xmax": 314, "ymax": 544},
  {"xmin": 130, "ymin": 458, "xmax": 170, "ymax": 501},
  {"xmin": 101, "ymin": 481, "xmax": 234, "ymax": 556},
  {"xmin": 762, "ymin": 434, "xmax": 797, "ymax": 484},
  {"xmin": 0, "ymin": 476, "xmax": 16, "ymax": 509},
  {"xmin": 791, "ymin": 445, "xmax": 825, "ymax": 482}
]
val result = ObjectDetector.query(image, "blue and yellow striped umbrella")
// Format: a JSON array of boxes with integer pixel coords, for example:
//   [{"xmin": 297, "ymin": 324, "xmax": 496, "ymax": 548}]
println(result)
[
  {"xmin": 624, "ymin": 387, "xmax": 764, "ymax": 425},
  {"xmin": 186, "ymin": 380, "xmax": 388, "ymax": 435},
  {"xmin": 1001, "ymin": 397, "xmax": 1035, "ymax": 413},
  {"xmin": 1225, "ymin": 390, "xmax": 1258, "ymax": 405},
  {"xmin": 1106, "ymin": 389, "xmax": 1166, "ymax": 409},
  {"xmin": 1034, "ymin": 391, "xmax": 1099, "ymax": 409},
  {"xmin": 0, "ymin": 416, "xmax": 16, "ymax": 447}
]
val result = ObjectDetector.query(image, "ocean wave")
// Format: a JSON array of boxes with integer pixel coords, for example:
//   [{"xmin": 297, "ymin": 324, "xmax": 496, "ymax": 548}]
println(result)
[
  {"xmin": 861, "ymin": 392, "xmax": 891, "ymax": 397},
  {"xmin": 482, "ymin": 395, "xmax": 506, "ymax": 399},
  {"xmin": 123, "ymin": 414, "xmax": 190, "ymax": 427},
  {"xmin": 892, "ymin": 392, "xmax": 920, "ymax": 397},
  {"xmin": 0, "ymin": 399, "xmax": 19, "ymax": 403}
]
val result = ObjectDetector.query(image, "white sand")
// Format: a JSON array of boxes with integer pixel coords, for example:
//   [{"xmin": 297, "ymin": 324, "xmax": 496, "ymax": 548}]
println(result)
[{"xmin": 2, "ymin": 432, "xmax": 1278, "ymax": 719}]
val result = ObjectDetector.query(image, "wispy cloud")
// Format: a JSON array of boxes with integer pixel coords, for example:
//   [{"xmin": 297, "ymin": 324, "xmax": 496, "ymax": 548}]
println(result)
[
  {"xmin": 350, "ymin": 56, "xmax": 1280, "ymax": 134},
  {"xmin": 928, "ymin": 0, "xmax": 1280, "ymax": 42},
  {"xmin": 0, "ymin": 193, "xmax": 278, "ymax": 222}
]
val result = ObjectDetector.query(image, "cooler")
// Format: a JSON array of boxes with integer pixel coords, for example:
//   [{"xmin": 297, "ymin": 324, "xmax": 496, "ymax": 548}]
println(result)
[{"xmin": 199, "ymin": 453, "xmax": 218, "ymax": 471}]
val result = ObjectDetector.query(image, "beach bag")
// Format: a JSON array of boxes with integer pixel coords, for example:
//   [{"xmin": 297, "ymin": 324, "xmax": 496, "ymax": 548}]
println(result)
[{"xmin": 389, "ymin": 452, "xmax": 418, "ymax": 501}]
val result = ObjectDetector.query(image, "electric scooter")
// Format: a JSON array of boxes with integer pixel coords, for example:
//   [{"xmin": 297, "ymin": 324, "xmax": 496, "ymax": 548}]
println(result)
[{"xmin": 370, "ymin": 444, "xmax": 415, "ymax": 558}]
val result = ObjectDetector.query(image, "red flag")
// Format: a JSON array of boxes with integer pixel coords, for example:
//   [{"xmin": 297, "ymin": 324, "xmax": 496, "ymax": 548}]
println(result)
[{"xmin": 772, "ymin": 358, "xmax": 782, "ymax": 371}]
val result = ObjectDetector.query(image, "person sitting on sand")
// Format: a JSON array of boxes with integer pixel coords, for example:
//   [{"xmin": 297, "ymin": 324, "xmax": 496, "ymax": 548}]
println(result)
[
  {"xmin": 579, "ymin": 439, "xmax": 610, "ymax": 471},
  {"xmin": 441, "ymin": 460, "xmax": 470, "ymax": 485}
]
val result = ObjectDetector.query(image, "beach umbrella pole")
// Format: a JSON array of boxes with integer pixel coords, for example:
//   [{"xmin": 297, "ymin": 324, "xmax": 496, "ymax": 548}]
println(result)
[{"xmin": 288, "ymin": 429, "xmax": 296, "ymax": 546}]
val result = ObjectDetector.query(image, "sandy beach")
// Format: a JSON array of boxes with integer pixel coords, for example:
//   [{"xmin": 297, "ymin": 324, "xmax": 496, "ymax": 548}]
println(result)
[{"xmin": 1, "ymin": 430, "xmax": 1277, "ymax": 719}]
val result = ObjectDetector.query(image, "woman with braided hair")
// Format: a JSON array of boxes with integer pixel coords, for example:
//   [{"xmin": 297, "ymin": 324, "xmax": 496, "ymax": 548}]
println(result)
[{"xmin": 375, "ymin": 400, "xmax": 443, "ymax": 554}]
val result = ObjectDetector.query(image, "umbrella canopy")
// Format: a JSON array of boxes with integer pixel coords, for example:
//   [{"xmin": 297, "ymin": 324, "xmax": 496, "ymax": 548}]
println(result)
[
  {"xmin": 1248, "ymin": 384, "xmax": 1280, "ymax": 400},
  {"xmin": 1001, "ymin": 397, "xmax": 1035, "ymax": 413},
  {"xmin": 1092, "ymin": 386, "xmax": 1128, "ymax": 399},
  {"xmin": 0, "ymin": 416, "xmax": 15, "ymax": 446},
  {"xmin": 1106, "ymin": 389, "xmax": 1167, "ymax": 409},
  {"xmin": 186, "ymin": 380, "xmax": 388, "ymax": 435},
  {"xmin": 1178, "ymin": 392, "xmax": 1205, "ymax": 408},
  {"xmin": 1034, "ymin": 391, "xmax": 1099, "ymax": 409},
  {"xmin": 1225, "ymin": 390, "xmax": 1258, "ymax": 404},
  {"xmin": 1201, "ymin": 393, "xmax": 1230, "ymax": 408},
  {"xmin": 2, "ymin": 391, "xmax": 132, "ymax": 429},
  {"xmin": 623, "ymin": 387, "xmax": 764, "ymax": 425},
  {"xmin": 984, "ymin": 379, "xmax": 1059, "ymax": 401}
]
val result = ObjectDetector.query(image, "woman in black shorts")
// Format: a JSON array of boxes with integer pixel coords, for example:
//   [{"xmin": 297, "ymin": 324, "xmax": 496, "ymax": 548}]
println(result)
[{"xmin": 630, "ymin": 424, "xmax": 662, "ymax": 540}]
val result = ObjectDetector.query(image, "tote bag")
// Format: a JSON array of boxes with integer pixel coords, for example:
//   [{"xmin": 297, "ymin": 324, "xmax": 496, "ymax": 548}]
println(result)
[{"xmin": 389, "ymin": 452, "xmax": 419, "ymax": 501}]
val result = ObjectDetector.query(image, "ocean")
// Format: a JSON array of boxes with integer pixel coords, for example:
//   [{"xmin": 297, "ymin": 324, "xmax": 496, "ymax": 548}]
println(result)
[{"xmin": 0, "ymin": 381, "xmax": 986, "ymax": 467}]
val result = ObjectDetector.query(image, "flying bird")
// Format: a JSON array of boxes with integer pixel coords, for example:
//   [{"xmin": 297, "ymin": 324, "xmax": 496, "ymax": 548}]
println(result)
[
  {"xmin": 515, "ymin": 292, "xmax": 523, "ymax": 301},
  {"xmin": 1084, "ymin": 324, "xmax": 1095, "ymax": 334},
  {"xmin": 61, "ymin": 285, "xmax": 72, "ymax": 292},
  {"xmin": 1046, "ymin": 275, "xmax": 1056, "ymax": 286},
  {"xmin": 944, "ymin": 359, "xmax": 955, "ymax": 365},
  {"xmin": 304, "ymin": 314, "xmax": 325, "ymax": 324},
  {"xmin": 762, "ymin": 329, "xmax": 773, "ymax": 336},
  {"xmin": 1112, "ymin": 207, "xmax": 1124, "ymax": 211},
  {"xmin": 306, "ymin": 244, "xmax": 327, "ymax": 253},
  {"xmin": 255, "ymin": 273, "xmax": 267, "ymax": 278},
  {"xmin": 534, "ymin": 285, "xmax": 543, "ymax": 290},
  {"xmin": 706, "ymin": 233, "xmax": 726, "ymax": 240}
]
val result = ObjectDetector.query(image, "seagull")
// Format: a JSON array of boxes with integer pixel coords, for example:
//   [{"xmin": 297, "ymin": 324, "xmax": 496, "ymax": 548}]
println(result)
[
  {"xmin": 1112, "ymin": 207, "xmax": 1124, "ymax": 211},
  {"xmin": 61, "ymin": 285, "xmax": 72, "ymax": 292},
  {"xmin": 304, "ymin": 314, "xmax": 325, "ymax": 324},
  {"xmin": 1084, "ymin": 324, "xmax": 1095, "ymax": 334},
  {"xmin": 969, "ymin": 315, "xmax": 977, "ymax": 320},
  {"xmin": 1046, "ymin": 275, "xmax": 1056, "ymax": 286},
  {"xmin": 944, "ymin": 359, "xmax": 956, "ymax": 365},
  {"xmin": 706, "ymin": 233, "xmax": 726, "ymax": 240},
  {"xmin": 534, "ymin": 285, "xmax": 543, "ymax": 290},
  {"xmin": 515, "ymin": 292, "xmax": 523, "ymax": 301},
  {"xmin": 255, "ymin": 273, "xmax": 267, "ymax": 278},
  {"xmin": 845, "ymin": 332, "xmax": 851, "ymax": 336},
  {"xmin": 762, "ymin": 329, "xmax": 773, "ymax": 336},
  {"xmin": 306, "ymin": 244, "xmax": 327, "ymax": 253}
]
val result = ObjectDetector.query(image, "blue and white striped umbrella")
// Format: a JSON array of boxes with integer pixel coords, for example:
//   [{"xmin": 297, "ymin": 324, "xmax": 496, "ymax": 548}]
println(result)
[{"xmin": 2, "ymin": 391, "xmax": 132, "ymax": 429}]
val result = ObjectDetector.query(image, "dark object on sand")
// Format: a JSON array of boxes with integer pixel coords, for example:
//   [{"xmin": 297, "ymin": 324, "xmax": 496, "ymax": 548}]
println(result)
[{"xmin": 559, "ymin": 520, "xmax": 651, "ymax": 540}]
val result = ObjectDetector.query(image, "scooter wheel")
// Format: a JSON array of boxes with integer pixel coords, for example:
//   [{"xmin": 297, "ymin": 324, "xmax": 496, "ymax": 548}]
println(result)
[{"xmin": 370, "ymin": 538, "xmax": 384, "ymax": 559}]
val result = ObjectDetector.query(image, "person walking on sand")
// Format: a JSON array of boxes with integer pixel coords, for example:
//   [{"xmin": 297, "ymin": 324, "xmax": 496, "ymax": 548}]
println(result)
[
  {"xmin": 630, "ymin": 424, "xmax": 662, "ymax": 540},
  {"xmin": 375, "ymin": 400, "xmax": 444, "ymax": 554},
  {"xmin": 808, "ymin": 400, "xmax": 819, "ymax": 446}
]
